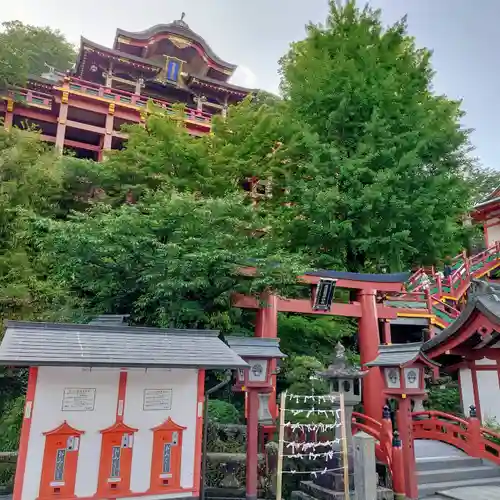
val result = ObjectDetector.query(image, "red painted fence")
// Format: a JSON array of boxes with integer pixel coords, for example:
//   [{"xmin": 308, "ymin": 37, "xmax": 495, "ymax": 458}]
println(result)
[{"xmin": 352, "ymin": 405, "xmax": 500, "ymax": 489}]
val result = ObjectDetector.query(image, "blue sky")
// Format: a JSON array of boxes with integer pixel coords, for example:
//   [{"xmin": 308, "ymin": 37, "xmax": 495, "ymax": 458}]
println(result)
[{"xmin": 2, "ymin": 0, "xmax": 497, "ymax": 169}]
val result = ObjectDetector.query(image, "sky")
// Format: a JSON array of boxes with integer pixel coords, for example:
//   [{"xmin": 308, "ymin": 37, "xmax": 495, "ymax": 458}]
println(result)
[{"xmin": 1, "ymin": 0, "xmax": 498, "ymax": 170}]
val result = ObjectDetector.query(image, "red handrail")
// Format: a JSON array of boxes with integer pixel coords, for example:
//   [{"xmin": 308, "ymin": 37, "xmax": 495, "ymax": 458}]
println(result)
[{"xmin": 412, "ymin": 410, "xmax": 500, "ymax": 464}]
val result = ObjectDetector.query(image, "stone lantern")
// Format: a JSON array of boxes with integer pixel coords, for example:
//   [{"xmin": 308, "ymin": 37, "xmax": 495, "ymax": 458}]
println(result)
[{"xmin": 317, "ymin": 342, "xmax": 366, "ymax": 447}]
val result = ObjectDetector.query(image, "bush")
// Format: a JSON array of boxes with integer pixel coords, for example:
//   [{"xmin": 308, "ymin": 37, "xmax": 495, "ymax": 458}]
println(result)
[
  {"xmin": 207, "ymin": 399, "xmax": 241, "ymax": 424},
  {"xmin": 426, "ymin": 377, "xmax": 462, "ymax": 415}
]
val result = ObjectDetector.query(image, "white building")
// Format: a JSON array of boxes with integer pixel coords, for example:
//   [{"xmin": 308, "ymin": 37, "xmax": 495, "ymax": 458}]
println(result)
[{"xmin": 0, "ymin": 317, "xmax": 247, "ymax": 500}]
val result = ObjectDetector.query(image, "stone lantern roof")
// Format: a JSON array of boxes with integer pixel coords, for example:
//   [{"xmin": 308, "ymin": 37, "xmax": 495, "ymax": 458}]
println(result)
[{"xmin": 317, "ymin": 343, "xmax": 366, "ymax": 380}]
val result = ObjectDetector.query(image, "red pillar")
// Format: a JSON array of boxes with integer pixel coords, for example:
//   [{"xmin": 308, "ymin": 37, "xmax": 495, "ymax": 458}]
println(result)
[
  {"xmin": 255, "ymin": 293, "xmax": 278, "ymax": 338},
  {"xmin": 382, "ymin": 320, "xmax": 391, "ymax": 345},
  {"xmin": 357, "ymin": 289, "xmax": 384, "ymax": 419},
  {"xmin": 397, "ymin": 397, "xmax": 418, "ymax": 500},
  {"xmin": 391, "ymin": 431, "xmax": 406, "ymax": 500},
  {"xmin": 246, "ymin": 389, "xmax": 259, "ymax": 500},
  {"xmin": 255, "ymin": 293, "xmax": 278, "ymax": 418},
  {"xmin": 4, "ymin": 98, "xmax": 13, "ymax": 130}
]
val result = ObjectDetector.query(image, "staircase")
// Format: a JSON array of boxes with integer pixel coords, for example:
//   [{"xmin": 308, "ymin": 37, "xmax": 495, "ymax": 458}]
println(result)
[
  {"xmin": 385, "ymin": 243, "xmax": 500, "ymax": 331},
  {"xmin": 417, "ymin": 455, "xmax": 500, "ymax": 498}
]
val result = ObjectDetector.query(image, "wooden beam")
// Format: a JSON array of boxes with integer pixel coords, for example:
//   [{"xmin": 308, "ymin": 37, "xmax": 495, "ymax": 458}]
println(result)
[
  {"xmin": 238, "ymin": 267, "xmax": 406, "ymax": 292},
  {"xmin": 232, "ymin": 294, "xmax": 398, "ymax": 319}
]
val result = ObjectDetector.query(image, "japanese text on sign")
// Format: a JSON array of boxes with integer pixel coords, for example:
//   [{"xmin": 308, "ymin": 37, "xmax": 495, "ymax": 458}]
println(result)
[
  {"xmin": 143, "ymin": 389, "xmax": 173, "ymax": 411},
  {"xmin": 61, "ymin": 388, "xmax": 96, "ymax": 411}
]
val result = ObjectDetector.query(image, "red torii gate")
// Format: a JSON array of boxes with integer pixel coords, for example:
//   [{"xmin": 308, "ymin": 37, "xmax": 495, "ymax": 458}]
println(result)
[{"xmin": 233, "ymin": 269, "xmax": 410, "ymax": 419}]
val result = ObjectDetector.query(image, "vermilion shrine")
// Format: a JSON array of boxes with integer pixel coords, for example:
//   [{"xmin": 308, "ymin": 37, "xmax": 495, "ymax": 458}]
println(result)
[
  {"xmin": 3, "ymin": 12, "xmax": 500, "ymax": 498},
  {"xmin": 0, "ymin": 16, "xmax": 251, "ymax": 159}
]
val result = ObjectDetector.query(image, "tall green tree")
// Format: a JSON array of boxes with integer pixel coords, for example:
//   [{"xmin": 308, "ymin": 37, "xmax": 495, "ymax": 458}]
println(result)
[
  {"xmin": 278, "ymin": 0, "xmax": 473, "ymax": 271},
  {"xmin": 42, "ymin": 189, "xmax": 305, "ymax": 330},
  {"xmin": 0, "ymin": 20, "xmax": 76, "ymax": 88},
  {"xmin": 0, "ymin": 128, "xmax": 75, "ymax": 322}
]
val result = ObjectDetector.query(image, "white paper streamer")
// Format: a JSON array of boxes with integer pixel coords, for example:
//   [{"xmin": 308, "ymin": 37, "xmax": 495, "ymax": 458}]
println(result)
[
  {"xmin": 281, "ymin": 466, "xmax": 345, "ymax": 477},
  {"xmin": 280, "ymin": 450, "xmax": 342, "ymax": 460},
  {"xmin": 284, "ymin": 439, "xmax": 340, "ymax": 452},
  {"xmin": 286, "ymin": 393, "xmax": 338, "ymax": 404},
  {"xmin": 285, "ymin": 421, "xmax": 341, "ymax": 432}
]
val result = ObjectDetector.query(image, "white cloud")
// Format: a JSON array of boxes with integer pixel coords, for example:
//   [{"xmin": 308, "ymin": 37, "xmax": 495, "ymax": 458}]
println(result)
[{"xmin": 230, "ymin": 65, "xmax": 257, "ymax": 89}]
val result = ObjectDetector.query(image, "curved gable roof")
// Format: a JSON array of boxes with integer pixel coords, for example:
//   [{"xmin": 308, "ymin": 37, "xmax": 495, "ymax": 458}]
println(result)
[
  {"xmin": 114, "ymin": 21, "xmax": 237, "ymax": 72},
  {"xmin": 423, "ymin": 279, "xmax": 500, "ymax": 355}
]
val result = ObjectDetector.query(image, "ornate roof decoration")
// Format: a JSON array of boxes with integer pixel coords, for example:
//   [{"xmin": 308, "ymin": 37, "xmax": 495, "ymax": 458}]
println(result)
[
  {"xmin": 172, "ymin": 12, "xmax": 189, "ymax": 29},
  {"xmin": 186, "ymin": 75, "xmax": 251, "ymax": 97},
  {"xmin": 114, "ymin": 21, "xmax": 237, "ymax": 73}
]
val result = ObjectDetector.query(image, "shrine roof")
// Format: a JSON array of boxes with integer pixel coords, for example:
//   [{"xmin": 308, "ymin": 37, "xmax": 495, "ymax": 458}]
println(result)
[
  {"xmin": 78, "ymin": 37, "xmax": 162, "ymax": 70},
  {"xmin": 306, "ymin": 270, "xmax": 411, "ymax": 283},
  {"xmin": 365, "ymin": 343, "xmax": 435, "ymax": 367},
  {"xmin": 473, "ymin": 185, "xmax": 500, "ymax": 210},
  {"xmin": 186, "ymin": 75, "xmax": 253, "ymax": 96},
  {"xmin": 0, "ymin": 321, "xmax": 248, "ymax": 370},
  {"xmin": 114, "ymin": 20, "xmax": 237, "ymax": 72},
  {"xmin": 423, "ymin": 280, "xmax": 500, "ymax": 353},
  {"xmin": 225, "ymin": 336, "xmax": 286, "ymax": 359}
]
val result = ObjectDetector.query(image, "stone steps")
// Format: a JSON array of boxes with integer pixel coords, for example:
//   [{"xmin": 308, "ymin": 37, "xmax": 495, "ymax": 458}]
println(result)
[
  {"xmin": 298, "ymin": 480, "xmax": 393, "ymax": 500},
  {"xmin": 417, "ymin": 455, "xmax": 500, "ymax": 498},
  {"xmin": 418, "ymin": 464, "xmax": 500, "ymax": 484}
]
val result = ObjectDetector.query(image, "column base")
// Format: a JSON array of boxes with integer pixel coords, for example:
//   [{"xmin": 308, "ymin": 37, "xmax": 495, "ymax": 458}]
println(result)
[{"xmin": 246, "ymin": 495, "xmax": 257, "ymax": 500}]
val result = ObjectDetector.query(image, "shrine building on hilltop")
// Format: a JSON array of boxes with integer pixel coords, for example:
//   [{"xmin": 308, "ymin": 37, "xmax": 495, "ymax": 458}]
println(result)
[{"xmin": 0, "ymin": 15, "xmax": 253, "ymax": 160}]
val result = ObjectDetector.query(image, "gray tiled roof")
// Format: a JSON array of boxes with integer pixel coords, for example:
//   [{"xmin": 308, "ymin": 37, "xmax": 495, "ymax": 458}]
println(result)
[
  {"xmin": 0, "ymin": 321, "xmax": 248, "ymax": 370},
  {"xmin": 365, "ymin": 343, "xmax": 426, "ymax": 367},
  {"xmin": 423, "ymin": 279, "xmax": 500, "ymax": 353},
  {"xmin": 225, "ymin": 336, "xmax": 286, "ymax": 359}
]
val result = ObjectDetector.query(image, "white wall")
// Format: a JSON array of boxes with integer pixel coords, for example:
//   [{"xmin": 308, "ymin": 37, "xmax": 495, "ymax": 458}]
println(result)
[
  {"xmin": 459, "ymin": 361, "xmax": 500, "ymax": 424},
  {"xmin": 459, "ymin": 368, "xmax": 474, "ymax": 417},
  {"xmin": 486, "ymin": 222, "xmax": 500, "ymax": 245},
  {"xmin": 125, "ymin": 368, "xmax": 198, "ymax": 492},
  {"xmin": 22, "ymin": 366, "xmax": 198, "ymax": 500},
  {"xmin": 24, "ymin": 367, "xmax": 119, "ymax": 500},
  {"xmin": 476, "ymin": 363, "xmax": 500, "ymax": 423}
]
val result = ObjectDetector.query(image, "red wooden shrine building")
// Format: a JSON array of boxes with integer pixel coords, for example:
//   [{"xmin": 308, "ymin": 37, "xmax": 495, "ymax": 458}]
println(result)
[{"xmin": 0, "ymin": 15, "xmax": 252, "ymax": 160}]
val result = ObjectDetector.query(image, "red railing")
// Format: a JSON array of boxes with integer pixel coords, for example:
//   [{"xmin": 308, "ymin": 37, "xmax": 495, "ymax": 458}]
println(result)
[
  {"xmin": 408, "ymin": 242, "xmax": 500, "ymax": 298},
  {"xmin": 4, "ymin": 88, "xmax": 53, "ymax": 110},
  {"xmin": 392, "ymin": 242, "xmax": 500, "ymax": 328},
  {"xmin": 66, "ymin": 77, "xmax": 212, "ymax": 125},
  {"xmin": 352, "ymin": 411, "xmax": 392, "ymax": 468},
  {"xmin": 412, "ymin": 409, "xmax": 500, "ymax": 465}
]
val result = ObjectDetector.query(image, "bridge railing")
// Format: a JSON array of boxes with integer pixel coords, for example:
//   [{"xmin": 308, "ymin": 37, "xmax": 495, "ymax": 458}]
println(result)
[
  {"xmin": 352, "ymin": 408, "xmax": 393, "ymax": 468},
  {"xmin": 413, "ymin": 406, "xmax": 500, "ymax": 465}
]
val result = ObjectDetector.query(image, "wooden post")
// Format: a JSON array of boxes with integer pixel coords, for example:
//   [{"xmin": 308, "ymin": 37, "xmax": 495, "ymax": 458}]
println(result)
[
  {"xmin": 275, "ymin": 391, "xmax": 286, "ymax": 500},
  {"xmin": 246, "ymin": 389, "xmax": 259, "ymax": 500},
  {"xmin": 339, "ymin": 392, "xmax": 350, "ymax": 500},
  {"xmin": 391, "ymin": 431, "xmax": 406, "ymax": 500},
  {"xmin": 396, "ymin": 397, "xmax": 418, "ymax": 499}
]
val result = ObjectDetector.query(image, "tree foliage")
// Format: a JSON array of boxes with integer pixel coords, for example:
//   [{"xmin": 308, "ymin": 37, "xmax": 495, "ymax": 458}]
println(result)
[
  {"xmin": 0, "ymin": 20, "xmax": 76, "ymax": 88},
  {"xmin": 278, "ymin": 0, "xmax": 473, "ymax": 271}
]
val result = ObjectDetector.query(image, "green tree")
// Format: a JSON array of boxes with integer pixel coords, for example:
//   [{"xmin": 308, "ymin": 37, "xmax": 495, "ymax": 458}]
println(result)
[
  {"xmin": 0, "ymin": 128, "xmax": 75, "ymax": 322},
  {"xmin": 42, "ymin": 189, "xmax": 305, "ymax": 330},
  {"xmin": 278, "ymin": 0, "xmax": 474, "ymax": 271},
  {"xmin": 0, "ymin": 20, "xmax": 76, "ymax": 87}
]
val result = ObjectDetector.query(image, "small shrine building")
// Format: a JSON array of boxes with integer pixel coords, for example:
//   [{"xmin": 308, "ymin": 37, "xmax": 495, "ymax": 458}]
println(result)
[
  {"xmin": 422, "ymin": 280, "xmax": 500, "ymax": 422},
  {"xmin": 0, "ymin": 316, "xmax": 247, "ymax": 500}
]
